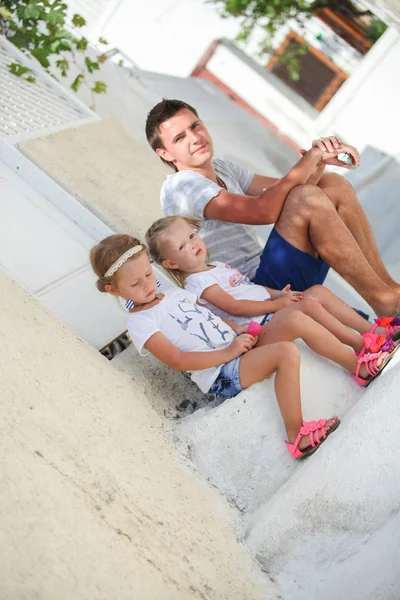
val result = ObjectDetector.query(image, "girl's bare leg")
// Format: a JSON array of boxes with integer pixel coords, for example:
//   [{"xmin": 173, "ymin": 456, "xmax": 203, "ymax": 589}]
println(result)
[
  {"xmin": 302, "ymin": 285, "xmax": 382, "ymax": 332},
  {"xmin": 280, "ymin": 296, "xmax": 365, "ymax": 352},
  {"xmin": 239, "ymin": 342, "xmax": 338, "ymax": 449},
  {"xmin": 256, "ymin": 310, "xmax": 385, "ymax": 380}
]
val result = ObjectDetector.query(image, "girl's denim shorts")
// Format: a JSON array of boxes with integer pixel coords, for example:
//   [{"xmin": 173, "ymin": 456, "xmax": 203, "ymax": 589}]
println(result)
[
  {"xmin": 209, "ymin": 316, "xmax": 274, "ymax": 400},
  {"xmin": 208, "ymin": 355, "xmax": 243, "ymax": 400}
]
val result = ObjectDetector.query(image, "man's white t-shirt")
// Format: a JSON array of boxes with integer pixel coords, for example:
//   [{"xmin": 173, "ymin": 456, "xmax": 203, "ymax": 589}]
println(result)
[
  {"xmin": 127, "ymin": 288, "xmax": 236, "ymax": 394},
  {"xmin": 160, "ymin": 158, "xmax": 262, "ymax": 281},
  {"xmin": 185, "ymin": 262, "xmax": 271, "ymax": 326}
]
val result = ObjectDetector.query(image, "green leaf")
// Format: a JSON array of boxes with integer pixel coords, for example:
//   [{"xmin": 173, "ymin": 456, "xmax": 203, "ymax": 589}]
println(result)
[
  {"xmin": 58, "ymin": 40, "xmax": 72, "ymax": 51},
  {"xmin": 24, "ymin": 4, "xmax": 41, "ymax": 20},
  {"xmin": 85, "ymin": 56, "xmax": 99, "ymax": 73},
  {"xmin": 92, "ymin": 80, "xmax": 107, "ymax": 94},
  {"xmin": 98, "ymin": 36, "xmax": 108, "ymax": 45},
  {"xmin": 0, "ymin": 7, "xmax": 12, "ymax": 20},
  {"xmin": 97, "ymin": 53, "xmax": 108, "ymax": 64},
  {"xmin": 47, "ymin": 9, "xmax": 65, "ymax": 26},
  {"xmin": 50, "ymin": 39, "xmax": 61, "ymax": 52},
  {"xmin": 26, "ymin": 75, "xmax": 36, "ymax": 83},
  {"xmin": 8, "ymin": 62, "xmax": 32, "ymax": 77},
  {"xmin": 7, "ymin": 30, "xmax": 32, "ymax": 50},
  {"xmin": 55, "ymin": 27, "xmax": 73, "ymax": 39},
  {"xmin": 75, "ymin": 36, "xmax": 88, "ymax": 51},
  {"xmin": 31, "ymin": 47, "xmax": 51, "ymax": 68},
  {"xmin": 72, "ymin": 13, "xmax": 86, "ymax": 28},
  {"xmin": 71, "ymin": 73, "xmax": 84, "ymax": 92},
  {"xmin": 56, "ymin": 58, "xmax": 69, "ymax": 76}
]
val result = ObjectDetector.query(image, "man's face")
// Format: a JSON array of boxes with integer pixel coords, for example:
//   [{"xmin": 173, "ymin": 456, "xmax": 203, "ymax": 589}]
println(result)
[{"xmin": 156, "ymin": 108, "xmax": 214, "ymax": 170}]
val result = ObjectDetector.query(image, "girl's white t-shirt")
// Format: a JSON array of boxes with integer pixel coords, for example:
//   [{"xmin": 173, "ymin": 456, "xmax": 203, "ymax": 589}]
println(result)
[
  {"xmin": 127, "ymin": 288, "xmax": 236, "ymax": 393},
  {"xmin": 185, "ymin": 262, "xmax": 271, "ymax": 325}
]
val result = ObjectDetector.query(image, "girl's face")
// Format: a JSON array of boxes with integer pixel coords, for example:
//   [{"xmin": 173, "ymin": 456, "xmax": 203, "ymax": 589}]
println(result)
[
  {"xmin": 106, "ymin": 252, "xmax": 158, "ymax": 305},
  {"xmin": 160, "ymin": 219, "xmax": 207, "ymax": 273}
]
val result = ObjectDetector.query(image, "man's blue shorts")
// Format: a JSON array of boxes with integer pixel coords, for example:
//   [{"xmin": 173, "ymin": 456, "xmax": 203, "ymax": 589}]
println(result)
[{"xmin": 253, "ymin": 228, "xmax": 330, "ymax": 291}]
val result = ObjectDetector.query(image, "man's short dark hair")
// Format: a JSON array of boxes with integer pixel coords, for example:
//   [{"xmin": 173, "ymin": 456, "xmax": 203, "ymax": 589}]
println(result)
[{"xmin": 145, "ymin": 98, "xmax": 199, "ymax": 171}]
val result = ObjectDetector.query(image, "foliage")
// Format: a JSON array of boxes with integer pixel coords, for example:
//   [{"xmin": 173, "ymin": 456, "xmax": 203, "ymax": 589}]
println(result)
[
  {"xmin": 365, "ymin": 15, "xmax": 387, "ymax": 44},
  {"xmin": 274, "ymin": 40, "xmax": 309, "ymax": 80},
  {"xmin": 0, "ymin": 0, "xmax": 108, "ymax": 105}
]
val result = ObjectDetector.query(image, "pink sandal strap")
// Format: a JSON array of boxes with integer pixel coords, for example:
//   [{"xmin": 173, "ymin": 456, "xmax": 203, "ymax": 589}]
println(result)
[
  {"xmin": 365, "ymin": 357, "xmax": 379, "ymax": 377},
  {"xmin": 292, "ymin": 419, "xmax": 327, "ymax": 454},
  {"xmin": 286, "ymin": 418, "xmax": 340, "ymax": 459},
  {"xmin": 354, "ymin": 351, "xmax": 389, "ymax": 385}
]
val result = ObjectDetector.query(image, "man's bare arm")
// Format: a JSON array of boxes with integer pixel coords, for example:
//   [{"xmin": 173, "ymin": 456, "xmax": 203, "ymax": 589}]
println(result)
[
  {"xmin": 247, "ymin": 163, "xmax": 325, "ymax": 195},
  {"xmin": 204, "ymin": 146, "xmax": 324, "ymax": 225},
  {"xmin": 246, "ymin": 174, "xmax": 279, "ymax": 196}
]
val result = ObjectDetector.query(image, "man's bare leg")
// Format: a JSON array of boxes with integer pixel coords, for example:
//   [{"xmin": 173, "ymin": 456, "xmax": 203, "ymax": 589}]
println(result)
[
  {"xmin": 274, "ymin": 183, "xmax": 400, "ymax": 316},
  {"xmin": 318, "ymin": 173, "xmax": 400, "ymax": 291}
]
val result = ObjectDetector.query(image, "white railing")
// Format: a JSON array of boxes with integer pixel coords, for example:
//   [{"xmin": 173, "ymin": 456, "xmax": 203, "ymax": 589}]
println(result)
[{"xmin": 0, "ymin": 36, "xmax": 96, "ymax": 141}]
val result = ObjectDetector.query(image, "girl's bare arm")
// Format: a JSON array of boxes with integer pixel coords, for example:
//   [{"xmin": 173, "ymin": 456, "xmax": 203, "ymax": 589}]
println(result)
[
  {"xmin": 144, "ymin": 331, "xmax": 255, "ymax": 371},
  {"xmin": 201, "ymin": 284, "xmax": 297, "ymax": 318}
]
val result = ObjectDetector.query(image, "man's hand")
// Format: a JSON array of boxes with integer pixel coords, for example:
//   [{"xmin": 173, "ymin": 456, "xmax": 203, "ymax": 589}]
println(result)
[
  {"xmin": 312, "ymin": 136, "xmax": 342, "ymax": 154},
  {"xmin": 279, "ymin": 284, "xmax": 303, "ymax": 301},
  {"xmin": 300, "ymin": 136, "xmax": 360, "ymax": 170}
]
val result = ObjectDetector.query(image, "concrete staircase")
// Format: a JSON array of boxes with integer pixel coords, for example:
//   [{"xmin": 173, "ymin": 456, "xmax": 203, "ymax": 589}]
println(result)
[
  {"xmin": 174, "ymin": 344, "xmax": 400, "ymax": 600},
  {"xmin": 114, "ymin": 258, "xmax": 400, "ymax": 600}
]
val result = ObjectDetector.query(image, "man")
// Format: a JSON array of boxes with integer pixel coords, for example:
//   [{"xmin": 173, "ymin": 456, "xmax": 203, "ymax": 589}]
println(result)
[{"xmin": 145, "ymin": 98, "xmax": 400, "ymax": 316}]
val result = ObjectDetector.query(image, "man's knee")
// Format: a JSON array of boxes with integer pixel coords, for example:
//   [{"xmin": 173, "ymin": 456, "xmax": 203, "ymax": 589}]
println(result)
[
  {"xmin": 319, "ymin": 172, "xmax": 354, "ymax": 194},
  {"xmin": 285, "ymin": 184, "xmax": 331, "ymax": 214}
]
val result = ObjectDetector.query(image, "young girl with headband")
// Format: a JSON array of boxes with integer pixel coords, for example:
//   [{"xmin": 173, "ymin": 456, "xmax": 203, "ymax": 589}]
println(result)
[
  {"xmin": 90, "ymin": 233, "xmax": 341, "ymax": 460},
  {"xmin": 145, "ymin": 216, "xmax": 399, "ymax": 387}
]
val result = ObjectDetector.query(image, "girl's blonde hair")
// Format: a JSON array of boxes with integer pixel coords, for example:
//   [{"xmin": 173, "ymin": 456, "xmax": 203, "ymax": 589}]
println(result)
[
  {"xmin": 145, "ymin": 216, "xmax": 201, "ymax": 288},
  {"xmin": 90, "ymin": 234, "xmax": 147, "ymax": 292}
]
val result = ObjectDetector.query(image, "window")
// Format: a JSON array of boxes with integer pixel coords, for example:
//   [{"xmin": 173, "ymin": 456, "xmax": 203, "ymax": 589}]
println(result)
[{"xmin": 268, "ymin": 31, "xmax": 348, "ymax": 111}]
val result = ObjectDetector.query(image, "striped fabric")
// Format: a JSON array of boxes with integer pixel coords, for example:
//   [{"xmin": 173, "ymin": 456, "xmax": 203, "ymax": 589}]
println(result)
[
  {"xmin": 125, "ymin": 279, "xmax": 161, "ymax": 309},
  {"xmin": 160, "ymin": 159, "xmax": 262, "ymax": 281}
]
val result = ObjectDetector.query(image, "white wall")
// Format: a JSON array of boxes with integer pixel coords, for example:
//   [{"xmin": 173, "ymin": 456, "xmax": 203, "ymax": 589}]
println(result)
[
  {"xmin": 206, "ymin": 43, "xmax": 316, "ymax": 148},
  {"xmin": 316, "ymin": 27, "xmax": 400, "ymax": 155},
  {"xmin": 101, "ymin": 0, "xmax": 240, "ymax": 77}
]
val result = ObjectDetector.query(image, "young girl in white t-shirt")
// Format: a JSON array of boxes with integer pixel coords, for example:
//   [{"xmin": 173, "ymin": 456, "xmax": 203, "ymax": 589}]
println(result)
[
  {"xmin": 90, "ymin": 233, "xmax": 341, "ymax": 460},
  {"xmin": 145, "ymin": 215, "xmax": 398, "ymax": 388}
]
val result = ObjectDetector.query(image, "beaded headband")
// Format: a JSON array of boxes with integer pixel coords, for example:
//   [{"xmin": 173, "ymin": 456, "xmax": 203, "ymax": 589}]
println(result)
[{"xmin": 104, "ymin": 245, "xmax": 143, "ymax": 278}]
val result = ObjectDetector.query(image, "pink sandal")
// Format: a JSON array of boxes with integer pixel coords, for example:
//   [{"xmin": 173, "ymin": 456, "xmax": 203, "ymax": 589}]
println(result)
[
  {"xmin": 286, "ymin": 417, "xmax": 341, "ymax": 459},
  {"xmin": 370, "ymin": 316, "xmax": 400, "ymax": 337},
  {"xmin": 356, "ymin": 331, "xmax": 396, "ymax": 358},
  {"xmin": 354, "ymin": 351, "xmax": 393, "ymax": 387}
]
